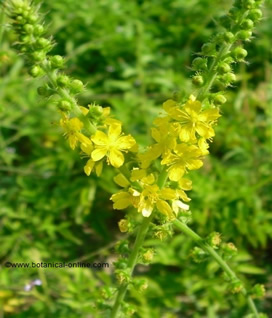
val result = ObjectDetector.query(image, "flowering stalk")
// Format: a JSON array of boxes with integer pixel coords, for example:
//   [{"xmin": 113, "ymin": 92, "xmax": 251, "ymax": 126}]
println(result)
[{"xmin": 4, "ymin": 0, "xmax": 267, "ymax": 317}]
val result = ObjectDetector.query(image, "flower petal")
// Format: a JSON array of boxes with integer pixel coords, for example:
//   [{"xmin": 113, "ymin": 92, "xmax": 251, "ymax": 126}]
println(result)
[
  {"xmin": 168, "ymin": 164, "xmax": 185, "ymax": 182},
  {"xmin": 84, "ymin": 159, "xmax": 95, "ymax": 176},
  {"xmin": 91, "ymin": 130, "xmax": 108, "ymax": 146},
  {"xmin": 116, "ymin": 135, "xmax": 136, "ymax": 150},
  {"xmin": 91, "ymin": 148, "xmax": 107, "ymax": 161},
  {"xmin": 109, "ymin": 149, "xmax": 124, "ymax": 168},
  {"xmin": 108, "ymin": 124, "xmax": 122, "ymax": 142}
]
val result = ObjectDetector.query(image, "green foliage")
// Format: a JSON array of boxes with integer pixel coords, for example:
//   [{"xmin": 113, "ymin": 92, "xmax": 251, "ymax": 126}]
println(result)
[{"xmin": 0, "ymin": 0, "xmax": 271, "ymax": 317}]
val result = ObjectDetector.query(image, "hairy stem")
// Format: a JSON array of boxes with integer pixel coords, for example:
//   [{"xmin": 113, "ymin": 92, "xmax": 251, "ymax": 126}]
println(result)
[
  {"xmin": 111, "ymin": 167, "xmax": 168, "ymax": 317},
  {"xmin": 173, "ymin": 219, "xmax": 259, "ymax": 318}
]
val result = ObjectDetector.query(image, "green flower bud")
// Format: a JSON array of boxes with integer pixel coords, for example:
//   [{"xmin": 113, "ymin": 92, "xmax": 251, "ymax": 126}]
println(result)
[
  {"xmin": 35, "ymin": 38, "xmax": 51, "ymax": 49},
  {"xmin": 27, "ymin": 14, "xmax": 38, "ymax": 24},
  {"xmin": 37, "ymin": 85, "xmax": 51, "ymax": 96},
  {"xmin": 118, "ymin": 219, "xmax": 129, "ymax": 233},
  {"xmin": 56, "ymin": 75, "xmax": 70, "ymax": 87},
  {"xmin": 29, "ymin": 65, "xmax": 43, "ymax": 77},
  {"xmin": 142, "ymin": 249, "xmax": 154, "ymax": 263},
  {"xmin": 233, "ymin": 47, "xmax": 248, "ymax": 61},
  {"xmin": 242, "ymin": 0, "xmax": 255, "ymax": 9},
  {"xmin": 16, "ymin": 15, "xmax": 26, "ymax": 24},
  {"xmin": 115, "ymin": 269, "xmax": 130, "ymax": 285},
  {"xmin": 115, "ymin": 240, "xmax": 130, "ymax": 254},
  {"xmin": 223, "ymin": 32, "xmax": 235, "ymax": 43},
  {"xmin": 230, "ymin": 281, "xmax": 244, "ymax": 294},
  {"xmin": 221, "ymin": 242, "xmax": 238, "ymax": 260},
  {"xmin": 114, "ymin": 259, "xmax": 128, "ymax": 269},
  {"xmin": 218, "ymin": 62, "xmax": 231, "ymax": 74},
  {"xmin": 192, "ymin": 57, "xmax": 207, "ymax": 71},
  {"xmin": 223, "ymin": 57, "xmax": 234, "ymax": 64},
  {"xmin": 236, "ymin": 30, "xmax": 252, "ymax": 41},
  {"xmin": 241, "ymin": 19, "xmax": 254, "ymax": 30},
  {"xmin": 192, "ymin": 75, "xmax": 204, "ymax": 87},
  {"xmin": 32, "ymin": 51, "xmax": 46, "ymax": 62},
  {"xmin": 21, "ymin": 35, "xmax": 32, "ymax": 45},
  {"xmin": 88, "ymin": 105, "xmax": 104, "ymax": 119},
  {"xmin": 248, "ymin": 9, "xmax": 262, "ymax": 21},
  {"xmin": 206, "ymin": 232, "xmax": 221, "ymax": 249},
  {"xmin": 23, "ymin": 24, "xmax": 34, "ymax": 34},
  {"xmin": 133, "ymin": 279, "xmax": 148, "ymax": 292},
  {"xmin": 251, "ymin": 284, "xmax": 266, "ymax": 299},
  {"xmin": 214, "ymin": 94, "xmax": 227, "ymax": 105},
  {"xmin": 201, "ymin": 43, "xmax": 216, "ymax": 56},
  {"xmin": 33, "ymin": 25, "xmax": 44, "ymax": 36},
  {"xmin": 191, "ymin": 247, "xmax": 208, "ymax": 263},
  {"xmin": 70, "ymin": 79, "xmax": 84, "ymax": 94},
  {"xmin": 222, "ymin": 72, "xmax": 236, "ymax": 85},
  {"xmin": 50, "ymin": 55, "xmax": 64, "ymax": 68},
  {"xmin": 57, "ymin": 100, "xmax": 72, "ymax": 112},
  {"xmin": 219, "ymin": 15, "xmax": 232, "ymax": 29}
]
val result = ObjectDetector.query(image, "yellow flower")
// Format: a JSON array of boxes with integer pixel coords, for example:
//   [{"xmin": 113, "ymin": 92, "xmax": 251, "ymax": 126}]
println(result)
[
  {"xmin": 91, "ymin": 123, "xmax": 136, "ymax": 168},
  {"xmin": 138, "ymin": 117, "xmax": 178, "ymax": 168},
  {"xmin": 60, "ymin": 117, "xmax": 91, "ymax": 150},
  {"xmin": 111, "ymin": 189, "xmax": 140, "ymax": 210},
  {"xmin": 163, "ymin": 98, "xmax": 220, "ymax": 142},
  {"xmin": 81, "ymin": 143, "xmax": 103, "ymax": 176},
  {"xmin": 161, "ymin": 144, "xmax": 203, "ymax": 181}
]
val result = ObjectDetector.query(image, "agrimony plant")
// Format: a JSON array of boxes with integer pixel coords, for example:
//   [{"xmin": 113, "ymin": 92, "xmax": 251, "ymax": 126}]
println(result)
[{"xmin": 3, "ymin": 0, "xmax": 267, "ymax": 317}]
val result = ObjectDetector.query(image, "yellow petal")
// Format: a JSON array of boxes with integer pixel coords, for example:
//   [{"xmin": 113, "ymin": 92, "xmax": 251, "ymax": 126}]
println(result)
[
  {"xmin": 91, "ymin": 148, "xmax": 107, "ymax": 161},
  {"xmin": 84, "ymin": 159, "xmax": 95, "ymax": 176},
  {"xmin": 160, "ymin": 188, "xmax": 177, "ymax": 200},
  {"xmin": 80, "ymin": 106, "xmax": 89, "ymax": 116},
  {"xmin": 108, "ymin": 124, "xmax": 122, "ymax": 142},
  {"xmin": 116, "ymin": 135, "xmax": 136, "ymax": 150},
  {"xmin": 109, "ymin": 149, "xmax": 124, "ymax": 168},
  {"xmin": 187, "ymin": 159, "xmax": 203, "ymax": 170},
  {"xmin": 81, "ymin": 143, "xmax": 93, "ymax": 156},
  {"xmin": 151, "ymin": 128, "xmax": 161, "ymax": 143},
  {"xmin": 91, "ymin": 130, "xmax": 108, "ymax": 146},
  {"xmin": 199, "ymin": 108, "xmax": 221, "ymax": 122},
  {"xmin": 68, "ymin": 135, "xmax": 77, "ymax": 150},
  {"xmin": 69, "ymin": 118, "xmax": 83, "ymax": 131},
  {"xmin": 131, "ymin": 169, "xmax": 146, "ymax": 182},
  {"xmin": 178, "ymin": 178, "xmax": 192, "ymax": 191},
  {"xmin": 95, "ymin": 161, "xmax": 103, "ymax": 176},
  {"xmin": 179, "ymin": 126, "xmax": 194, "ymax": 142},
  {"xmin": 196, "ymin": 123, "xmax": 214, "ymax": 139},
  {"xmin": 156, "ymin": 200, "xmax": 175, "ymax": 219},
  {"xmin": 76, "ymin": 133, "xmax": 92, "ymax": 146},
  {"xmin": 114, "ymin": 173, "xmax": 130, "ymax": 187},
  {"xmin": 168, "ymin": 164, "xmax": 185, "ymax": 182},
  {"xmin": 111, "ymin": 192, "xmax": 132, "ymax": 209}
]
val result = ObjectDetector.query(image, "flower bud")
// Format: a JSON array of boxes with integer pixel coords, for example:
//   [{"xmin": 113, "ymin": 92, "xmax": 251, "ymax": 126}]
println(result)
[
  {"xmin": 191, "ymin": 247, "xmax": 207, "ymax": 263},
  {"xmin": 27, "ymin": 14, "xmax": 38, "ymax": 24},
  {"xmin": 192, "ymin": 57, "xmax": 207, "ymax": 71},
  {"xmin": 32, "ymin": 51, "xmax": 46, "ymax": 62},
  {"xmin": 241, "ymin": 19, "xmax": 254, "ymax": 30},
  {"xmin": 29, "ymin": 65, "xmax": 43, "ymax": 77},
  {"xmin": 118, "ymin": 219, "xmax": 129, "ymax": 233},
  {"xmin": 236, "ymin": 30, "xmax": 252, "ymax": 41},
  {"xmin": 214, "ymin": 94, "xmax": 227, "ymax": 105},
  {"xmin": 221, "ymin": 242, "xmax": 238, "ymax": 260},
  {"xmin": 50, "ymin": 55, "xmax": 64, "ymax": 68},
  {"xmin": 232, "ymin": 47, "xmax": 248, "ymax": 61},
  {"xmin": 133, "ymin": 279, "xmax": 148, "ymax": 292},
  {"xmin": 219, "ymin": 15, "xmax": 232, "ymax": 29},
  {"xmin": 192, "ymin": 75, "xmax": 204, "ymax": 87},
  {"xmin": 242, "ymin": 0, "xmax": 255, "ymax": 9},
  {"xmin": 248, "ymin": 9, "xmax": 262, "ymax": 22},
  {"xmin": 57, "ymin": 100, "xmax": 72, "ymax": 112},
  {"xmin": 115, "ymin": 269, "xmax": 130, "ymax": 285},
  {"xmin": 37, "ymin": 85, "xmax": 51, "ymax": 96},
  {"xmin": 23, "ymin": 24, "xmax": 34, "ymax": 34},
  {"xmin": 143, "ymin": 249, "xmax": 154, "ymax": 263},
  {"xmin": 206, "ymin": 232, "xmax": 221, "ymax": 249},
  {"xmin": 56, "ymin": 75, "xmax": 70, "ymax": 87},
  {"xmin": 70, "ymin": 79, "xmax": 84, "ymax": 94},
  {"xmin": 35, "ymin": 38, "xmax": 51, "ymax": 49},
  {"xmin": 114, "ymin": 259, "xmax": 128, "ymax": 269},
  {"xmin": 223, "ymin": 32, "xmax": 235, "ymax": 43},
  {"xmin": 218, "ymin": 62, "xmax": 231, "ymax": 74},
  {"xmin": 230, "ymin": 281, "xmax": 243, "ymax": 294},
  {"xmin": 251, "ymin": 284, "xmax": 266, "ymax": 299},
  {"xmin": 34, "ymin": 24, "xmax": 44, "ymax": 36},
  {"xmin": 116, "ymin": 240, "xmax": 130, "ymax": 254},
  {"xmin": 222, "ymin": 73, "xmax": 236, "ymax": 85},
  {"xmin": 201, "ymin": 43, "xmax": 216, "ymax": 56}
]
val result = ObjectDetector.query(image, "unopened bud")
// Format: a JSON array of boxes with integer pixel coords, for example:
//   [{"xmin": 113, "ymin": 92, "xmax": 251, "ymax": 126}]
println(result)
[
  {"xmin": 241, "ymin": 19, "xmax": 254, "ymax": 30},
  {"xmin": 57, "ymin": 100, "xmax": 72, "ymax": 112},
  {"xmin": 29, "ymin": 65, "xmax": 43, "ymax": 77},
  {"xmin": 192, "ymin": 57, "xmax": 207, "ymax": 71},
  {"xmin": 214, "ymin": 94, "xmax": 227, "ymax": 105},
  {"xmin": 70, "ymin": 79, "xmax": 84, "ymax": 94},
  {"xmin": 192, "ymin": 75, "xmax": 204, "ymax": 87},
  {"xmin": 201, "ymin": 43, "xmax": 216, "ymax": 56},
  {"xmin": 50, "ymin": 55, "xmax": 64, "ymax": 68},
  {"xmin": 118, "ymin": 219, "xmax": 129, "ymax": 233},
  {"xmin": 232, "ymin": 47, "xmax": 248, "ymax": 61},
  {"xmin": 248, "ymin": 9, "xmax": 262, "ymax": 22}
]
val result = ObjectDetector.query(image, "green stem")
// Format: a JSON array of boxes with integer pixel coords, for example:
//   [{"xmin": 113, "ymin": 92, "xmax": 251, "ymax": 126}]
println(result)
[
  {"xmin": 111, "ymin": 215, "xmax": 152, "ymax": 318},
  {"xmin": 111, "ymin": 166, "xmax": 168, "ymax": 317},
  {"xmin": 173, "ymin": 219, "xmax": 259, "ymax": 318}
]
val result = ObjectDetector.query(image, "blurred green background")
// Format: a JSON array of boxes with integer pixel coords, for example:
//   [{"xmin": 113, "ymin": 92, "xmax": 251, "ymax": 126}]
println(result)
[{"xmin": 0, "ymin": 0, "xmax": 271, "ymax": 317}]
